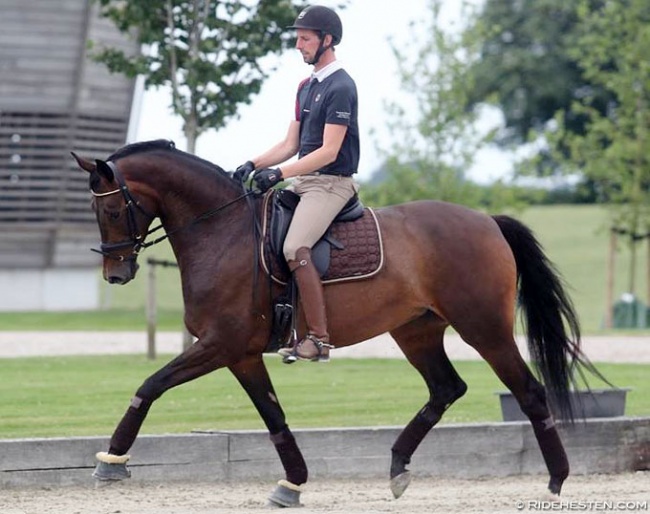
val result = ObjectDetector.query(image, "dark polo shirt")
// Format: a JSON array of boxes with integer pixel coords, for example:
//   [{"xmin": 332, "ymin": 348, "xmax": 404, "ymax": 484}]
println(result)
[{"xmin": 294, "ymin": 68, "xmax": 359, "ymax": 176}]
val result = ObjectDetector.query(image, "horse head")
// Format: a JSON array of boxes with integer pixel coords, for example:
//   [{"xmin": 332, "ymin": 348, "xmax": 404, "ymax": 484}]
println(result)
[
  {"xmin": 72, "ymin": 139, "xmax": 247, "ymax": 286},
  {"xmin": 71, "ymin": 148, "xmax": 159, "ymax": 285}
]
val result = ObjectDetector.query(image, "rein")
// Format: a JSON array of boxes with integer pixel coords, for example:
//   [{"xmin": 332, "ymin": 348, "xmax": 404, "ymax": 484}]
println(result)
[{"xmin": 91, "ymin": 161, "xmax": 255, "ymax": 261}]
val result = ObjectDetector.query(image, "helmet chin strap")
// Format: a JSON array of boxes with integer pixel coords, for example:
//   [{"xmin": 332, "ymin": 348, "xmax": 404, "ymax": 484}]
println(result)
[{"xmin": 307, "ymin": 34, "xmax": 332, "ymax": 65}]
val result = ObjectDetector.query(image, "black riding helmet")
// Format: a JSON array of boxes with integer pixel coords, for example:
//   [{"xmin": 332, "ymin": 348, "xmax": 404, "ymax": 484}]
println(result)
[{"xmin": 288, "ymin": 5, "xmax": 343, "ymax": 64}]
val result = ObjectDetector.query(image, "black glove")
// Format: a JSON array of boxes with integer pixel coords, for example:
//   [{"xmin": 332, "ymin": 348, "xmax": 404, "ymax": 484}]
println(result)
[
  {"xmin": 233, "ymin": 160, "xmax": 255, "ymax": 182},
  {"xmin": 252, "ymin": 168, "xmax": 283, "ymax": 193}
]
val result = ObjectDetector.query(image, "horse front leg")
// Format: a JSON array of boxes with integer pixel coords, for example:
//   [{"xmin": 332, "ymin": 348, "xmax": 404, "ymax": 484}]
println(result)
[
  {"xmin": 93, "ymin": 338, "xmax": 233, "ymax": 482},
  {"xmin": 229, "ymin": 355, "xmax": 307, "ymax": 508}
]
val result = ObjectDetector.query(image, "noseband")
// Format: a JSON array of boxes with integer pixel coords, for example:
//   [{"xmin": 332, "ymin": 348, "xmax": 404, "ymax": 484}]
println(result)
[{"xmin": 90, "ymin": 161, "xmax": 255, "ymax": 262}]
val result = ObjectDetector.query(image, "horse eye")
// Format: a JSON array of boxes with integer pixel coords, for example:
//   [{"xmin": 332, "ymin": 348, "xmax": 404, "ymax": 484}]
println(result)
[{"xmin": 104, "ymin": 209, "xmax": 121, "ymax": 221}]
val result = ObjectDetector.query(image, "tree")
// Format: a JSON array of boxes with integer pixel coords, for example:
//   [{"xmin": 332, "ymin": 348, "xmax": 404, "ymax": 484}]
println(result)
[
  {"xmin": 465, "ymin": 0, "xmax": 610, "ymax": 148},
  {"xmin": 363, "ymin": 0, "xmax": 508, "ymax": 211},
  {"xmin": 546, "ymin": 0, "xmax": 650, "ymax": 296},
  {"xmin": 91, "ymin": 0, "xmax": 307, "ymax": 152}
]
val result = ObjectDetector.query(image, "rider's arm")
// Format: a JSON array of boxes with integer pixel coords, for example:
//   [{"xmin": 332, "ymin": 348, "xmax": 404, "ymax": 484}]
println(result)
[
  {"xmin": 251, "ymin": 120, "xmax": 300, "ymax": 169},
  {"xmin": 278, "ymin": 123, "xmax": 347, "ymax": 179}
]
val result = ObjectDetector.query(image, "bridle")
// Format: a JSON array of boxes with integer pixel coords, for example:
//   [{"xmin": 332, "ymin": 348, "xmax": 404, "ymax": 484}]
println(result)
[
  {"xmin": 90, "ymin": 161, "xmax": 154, "ymax": 262},
  {"xmin": 90, "ymin": 161, "xmax": 254, "ymax": 262}
]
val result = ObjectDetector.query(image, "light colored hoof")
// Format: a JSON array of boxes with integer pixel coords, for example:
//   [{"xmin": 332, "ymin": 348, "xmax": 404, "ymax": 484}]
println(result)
[
  {"xmin": 390, "ymin": 471, "xmax": 412, "ymax": 499},
  {"xmin": 92, "ymin": 452, "xmax": 131, "ymax": 482},
  {"xmin": 267, "ymin": 479, "xmax": 302, "ymax": 508}
]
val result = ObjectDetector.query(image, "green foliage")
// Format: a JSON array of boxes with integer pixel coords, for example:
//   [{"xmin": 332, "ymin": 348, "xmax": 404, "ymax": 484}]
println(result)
[
  {"xmin": 539, "ymin": 0, "xmax": 650, "ymax": 290},
  {"xmin": 361, "ymin": 157, "xmax": 483, "ymax": 207},
  {"xmin": 0, "ymin": 355, "xmax": 645, "ymax": 439},
  {"xmin": 92, "ymin": 0, "xmax": 308, "ymax": 150},
  {"xmin": 367, "ymin": 0, "xmax": 502, "ymax": 210},
  {"xmin": 360, "ymin": 164, "xmax": 530, "ymax": 215},
  {"xmin": 466, "ymin": 0, "xmax": 610, "ymax": 148},
  {"xmin": 552, "ymin": 0, "xmax": 650, "ymax": 201}
]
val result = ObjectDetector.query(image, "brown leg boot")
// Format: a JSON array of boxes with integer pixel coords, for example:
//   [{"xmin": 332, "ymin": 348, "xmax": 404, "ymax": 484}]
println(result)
[{"xmin": 280, "ymin": 247, "xmax": 332, "ymax": 363}]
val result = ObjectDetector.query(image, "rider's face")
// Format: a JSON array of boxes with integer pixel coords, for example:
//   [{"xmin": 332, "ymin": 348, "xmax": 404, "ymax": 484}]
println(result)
[{"xmin": 295, "ymin": 29, "xmax": 322, "ymax": 64}]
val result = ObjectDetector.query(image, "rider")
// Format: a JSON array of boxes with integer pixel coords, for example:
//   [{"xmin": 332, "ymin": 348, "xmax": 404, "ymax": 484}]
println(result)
[{"xmin": 234, "ymin": 5, "xmax": 359, "ymax": 363}]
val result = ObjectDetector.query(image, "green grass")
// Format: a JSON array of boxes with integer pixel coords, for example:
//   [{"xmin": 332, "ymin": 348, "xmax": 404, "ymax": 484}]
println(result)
[
  {"xmin": 0, "ymin": 309, "xmax": 184, "ymax": 331},
  {"xmin": 518, "ymin": 204, "xmax": 649, "ymax": 334},
  {"xmin": 0, "ymin": 356, "xmax": 646, "ymax": 439},
  {"xmin": 0, "ymin": 204, "xmax": 647, "ymax": 334}
]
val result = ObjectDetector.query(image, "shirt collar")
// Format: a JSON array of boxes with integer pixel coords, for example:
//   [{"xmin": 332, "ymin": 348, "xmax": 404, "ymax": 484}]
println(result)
[{"xmin": 311, "ymin": 60, "xmax": 344, "ymax": 83}]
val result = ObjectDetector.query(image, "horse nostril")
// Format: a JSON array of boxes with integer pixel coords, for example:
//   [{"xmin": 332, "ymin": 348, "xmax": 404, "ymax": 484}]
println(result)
[{"xmin": 107, "ymin": 276, "xmax": 124, "ymax": 285}]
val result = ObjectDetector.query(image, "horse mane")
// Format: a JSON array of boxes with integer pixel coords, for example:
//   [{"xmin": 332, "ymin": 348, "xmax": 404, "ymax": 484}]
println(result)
[
  {"xmin": 107, "ymin": 139, "xmax": 176, "ymax": 161},
  {"xmin": 108, "ymin": 139, "xmax": 231, "ymax": 179}
]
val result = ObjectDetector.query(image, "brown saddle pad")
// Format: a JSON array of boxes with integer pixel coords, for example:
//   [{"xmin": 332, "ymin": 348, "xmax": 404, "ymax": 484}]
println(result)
[{"xmin": 260, "ymin": 193, "xmax": 384, "ymax": 285}]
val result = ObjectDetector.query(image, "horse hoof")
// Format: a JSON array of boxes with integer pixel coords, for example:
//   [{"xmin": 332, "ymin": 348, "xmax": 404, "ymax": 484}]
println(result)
[
  {"xmin": 541, "ymin": 490, "xmax": 561, "ymax": 502},
  {"xmin": 267, "ymin": 479, "xmax": 302, "ymax": 507},
  {"xmin": 93, "ymin": 461, "xmax": 131, "ymax": 482},
  {"xmin": 92, "ymin": 452, "xmax": 131, "ymax": 482},
  {"xmin": 547, "ymin": 476, "xmax": 564, "ymax": 496},
  {"xmin": 390, "ymin": 471, "xmax": 412, "ymax": 499}
]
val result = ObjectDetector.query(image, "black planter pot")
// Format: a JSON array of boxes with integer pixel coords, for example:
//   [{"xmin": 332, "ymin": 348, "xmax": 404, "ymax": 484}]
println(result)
[{"xmin": 497, "ymin": 388, "xmax": 631, "ymax": 421}]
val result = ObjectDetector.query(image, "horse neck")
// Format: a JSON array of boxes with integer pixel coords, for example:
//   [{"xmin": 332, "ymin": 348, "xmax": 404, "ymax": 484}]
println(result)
[
  {"xmin": 120, "ymin": 153, "xmax": 235, "ymax": 216},
  {"xmin": 121, "ymin": 154, "xmax": 253, "ymax": 260}
]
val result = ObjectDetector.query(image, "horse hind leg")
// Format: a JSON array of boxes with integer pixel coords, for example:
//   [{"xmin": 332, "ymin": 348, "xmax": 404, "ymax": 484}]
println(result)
[
  {"xmin": 388, "ymin": 314, "xmax": 468, "ymax": 499},
  {"xmin": 479, "ymin": 344, "xmax": 569, "ymax": 497}
]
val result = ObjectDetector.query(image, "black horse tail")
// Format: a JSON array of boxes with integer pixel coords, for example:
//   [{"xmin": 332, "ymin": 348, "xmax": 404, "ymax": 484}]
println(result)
[{"xmin": 492, "ymin": 215, "xmax": 604, "ymax": 422}]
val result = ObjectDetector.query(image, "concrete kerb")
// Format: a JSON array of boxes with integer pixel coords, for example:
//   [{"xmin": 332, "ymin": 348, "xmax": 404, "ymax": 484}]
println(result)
[{"xmin": 1, "ymin": 417, "xmax": 648, "ymax": 488}]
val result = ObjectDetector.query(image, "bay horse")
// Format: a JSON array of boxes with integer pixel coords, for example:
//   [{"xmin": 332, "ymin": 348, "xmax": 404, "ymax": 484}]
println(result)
[{"xmin": 72, "ymin": 139, "xmax": 595, "ymax": 506}]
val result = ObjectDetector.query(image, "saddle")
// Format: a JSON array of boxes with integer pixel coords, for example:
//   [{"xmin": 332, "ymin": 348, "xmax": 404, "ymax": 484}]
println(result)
[
  {"xmin": 260, "ymin": 189, "xmax": 384, "ymax": 352},
  {"xmin": 261, "ymin": 189, "xmax": 383, "ymax": 283}
]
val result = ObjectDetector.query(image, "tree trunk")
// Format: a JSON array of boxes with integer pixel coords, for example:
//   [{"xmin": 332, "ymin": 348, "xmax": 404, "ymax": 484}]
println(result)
[
  {"xmin": 647, "ymin": 236, "xmax": 650, "ymax": 305},
  {"xmin": 184, "ymin": 115, "xmax": 198, "ymax": 154},
  {"xmin": 605, "ymin": 229, "xmax": 616, "ymax": 329},
  {"xmin": 181, "ymin": 115, "xmax": 198, "ymax": 350},
  {"xmin": 184, "ymin": 119, "xmax": 199, "ymax": 155},
  {"xmin": 628, "ymin": 236, "xmax": 637, "ymax": 296}
]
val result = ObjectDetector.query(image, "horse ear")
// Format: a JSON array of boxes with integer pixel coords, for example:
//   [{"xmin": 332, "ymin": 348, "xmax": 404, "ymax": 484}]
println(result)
[
  {"xmin": 95, "ymin": 159, "xmax": 115, "ymax": 183},
  {"xmin": 71, "ymin": 151, "xmax": 96, "ymax": 173}
]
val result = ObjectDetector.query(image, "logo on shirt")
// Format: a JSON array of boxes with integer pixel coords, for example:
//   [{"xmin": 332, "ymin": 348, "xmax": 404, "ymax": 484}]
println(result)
[
  {"xmin": 314, "ymin": 94, "xmax": 321, "ymax": 103},
  {"xmin": 336, "ymin": 111, "xmax": 351, "ymax": 120}
]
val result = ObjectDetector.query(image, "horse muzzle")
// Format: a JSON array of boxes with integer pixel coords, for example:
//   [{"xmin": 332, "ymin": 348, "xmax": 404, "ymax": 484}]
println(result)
[{"xmin": 104, "ymin": 260, "xmax": 139, "ymax": 285}]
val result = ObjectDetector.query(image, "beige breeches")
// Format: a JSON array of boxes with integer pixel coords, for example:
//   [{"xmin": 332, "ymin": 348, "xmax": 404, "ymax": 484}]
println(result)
[{"xmin": 283, "ymin": 174, "xmax": 358, "ymax": 262}]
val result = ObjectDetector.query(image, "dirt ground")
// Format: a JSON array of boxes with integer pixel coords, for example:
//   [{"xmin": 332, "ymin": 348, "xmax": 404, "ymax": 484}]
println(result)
[
  {"xmin": 0, "ymin": 473, "xmax": 647, "ymax": 514},
  {"xmin": 1, "ymin": 332, "xmax": 649, "ymax": 363}
]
